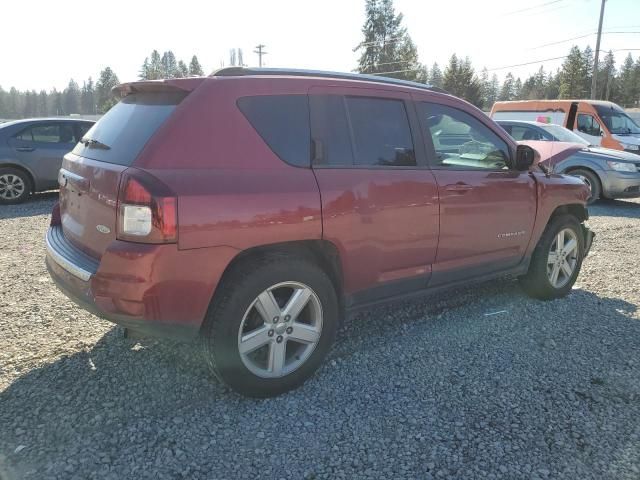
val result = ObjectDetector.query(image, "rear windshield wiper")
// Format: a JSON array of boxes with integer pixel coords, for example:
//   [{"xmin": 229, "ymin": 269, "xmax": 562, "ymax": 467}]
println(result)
[{"xmin": 80, "ymin": 137, "xmax": 111, "ymax": 150}]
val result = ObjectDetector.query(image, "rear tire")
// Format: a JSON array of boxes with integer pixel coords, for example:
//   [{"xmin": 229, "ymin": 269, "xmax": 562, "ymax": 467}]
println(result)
[
  {"xmin": 0, "ymin": 167, "xmax": 32, "ymax": 205},
  {"xmin": 202, "ymin": 255, "xmax": 339, "ymax": 397},
  {"xmin": 568, "ymin": 168, "xmax": 600, "ymax": 205},
  {"xmin": 519, "ymin": 214, "xmax": 585, "ymax": 300}
]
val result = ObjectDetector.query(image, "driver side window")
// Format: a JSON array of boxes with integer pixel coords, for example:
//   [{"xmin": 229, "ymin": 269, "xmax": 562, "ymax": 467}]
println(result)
[
  {"xmin": 418, "ymin": 102, "xmax": 510, "ymax": 170},
  {"xmin": 577, "ymin": 114, "xmax": 602, "ymax": 137}
]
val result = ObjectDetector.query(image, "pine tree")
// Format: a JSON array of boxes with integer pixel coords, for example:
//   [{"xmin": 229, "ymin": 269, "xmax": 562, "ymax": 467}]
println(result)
[
  {"xmin": 139, "ymin": 57, "xmax": 150, "ymax": 80},
  {"xmin": 597, "ymin": 50, "xmax": 616, "ymax": 100},
  {"xmin": 63, "ymin": 79, "xmax": 81, "ymax": 114},
  {"xmin": 148, "ymin": 50, "xmax": 163, "ymax": 80},
  {"xmin": 177, "ymin": 61, "xmax": 189, "ymax": 78},
  {"xmin": 7, "ymin": 87, "xmax": 20, "ymax": 118},
  {"xmin": 189, "ymin": 55, "xmax": 204, "ymax": 76},
  {"xmin": 95, "ymin": 67, "xmax": 120, "ymax": 113},
  {"xmin": 499, "ymin": 73, "xmax": 515, "ymax": 101},
  {"xmin": 24, "ymin": 91, "xmax": 38, "ymax": 117},
  {"xmin": 442, "ymin": 55, "xmax": 483, "ymax": 107},
  {"xmin": 429, "ymin": 62, "xmax": 443, "ymax": 88},
  {"xmin": 618, "ymin": 54, "xmax": 637, "ymax": 107},
  {"xmin": 354, "ymin": 0, "xmax": 424, "ymax": 81},
  {"xmin": 486, "ymin": 74, "xmax": 499, "ymax": 108},
  {"xmin": 559, "ymin": 46, "xmax": 586, "ymax": 98},
  {"xmin": 161, "ymin": 51, "xmax": 178, "ymax": 78},
  {"xmin": 479, "ymin": 68, "xmax": 491, "ymax": 109},
  {"xmin": 38, "ymin": 90, "xmax": 48, "ymax": 116},
  {"xmin": 583, "ymin": 46, "xmax": 594, "ymax": 96},
  {"xmin": 81, "ymin": 78, "xmax": 95, "ymax": 114},
  {"xmin": 513, "ymin": 77, "xmax": 523, "ymax": 100},
  {"xmin": 545, "ymin": 71, "xmax": 561, "ymax": 99}
]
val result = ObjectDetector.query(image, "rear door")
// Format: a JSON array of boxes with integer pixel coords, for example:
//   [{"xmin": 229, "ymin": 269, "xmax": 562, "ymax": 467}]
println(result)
[
  {"xmin": 414, "ymin": 97, "xmax": 536, "ymax": 285},
  {"xmin": 9, "ymin": 122, "xmax": 76, "ymax": 188},
  {"xmin": 309, "ymin": 86, "xmax": 439, "ymax": 303},
  {"xmin": 60, "ymin": 91, "xmax": 187, "ymax": 258}
]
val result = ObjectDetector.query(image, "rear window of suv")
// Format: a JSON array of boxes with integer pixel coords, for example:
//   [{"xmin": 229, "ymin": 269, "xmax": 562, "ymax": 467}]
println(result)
[
  {"xmin": 237, "ymin": 95, "xmax": 310, "ymax": 167},
  {"xmin": 72, "ymin": 91, "xmax": 186, "ymax": 166}
]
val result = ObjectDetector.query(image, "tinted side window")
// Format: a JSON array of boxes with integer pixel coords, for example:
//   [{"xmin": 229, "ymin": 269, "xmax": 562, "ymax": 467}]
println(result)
[
  {"xmin": 310, "ymin": 95, "xmax": 354, "ymax": 166},
  {"xmin": 510, "ymin": 125, "xmax": 544, "ymax": 141},
  {"xmin": 577, "ymin": 114, "xmax": 602, "ymax": 136},
  {"xmin": 345, "ymin": 97, "xmax": 416, "ymax": 167},
  {"xmin": 419, "ymin": 102, "xmax": 510, "ymax": 170},
  {"xmin": 15, "ymin": 124, "xmax": 74, "ymax": 143},
  {"xmin": 237, "ymin": 95, "xmax": 310, "ymax": 167}
]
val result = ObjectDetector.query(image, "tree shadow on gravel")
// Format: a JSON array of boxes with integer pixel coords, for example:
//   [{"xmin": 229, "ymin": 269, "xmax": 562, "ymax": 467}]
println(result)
[
  {"xmin": 0, "ymin": 193, "xmax": 57, "ymax": 220},
  {"xmin": 1, "ymin": 285, "xmax": 639, "ymax": 479},
  {"xmin": 589, "ymin": 199, "xmax": 640, "ymax": 219}
]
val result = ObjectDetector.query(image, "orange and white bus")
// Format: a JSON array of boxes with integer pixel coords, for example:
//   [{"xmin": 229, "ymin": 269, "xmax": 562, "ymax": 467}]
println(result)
[{"xmin": 491, "ymin": 100, "xmax": 640, "ymax": 154}]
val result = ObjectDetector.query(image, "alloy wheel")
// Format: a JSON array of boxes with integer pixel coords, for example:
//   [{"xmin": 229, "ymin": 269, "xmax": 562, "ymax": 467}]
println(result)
[
  {"xmin": 237, "ymin": 281, "xmax": 323, "ymax": 378},
  {"xmin": 547, "ymin": 228, "xmax": 579, "ymax": 288},
  {"xmin": 0, "ymin": 174, "xmax": 26, "ymax": 200}
]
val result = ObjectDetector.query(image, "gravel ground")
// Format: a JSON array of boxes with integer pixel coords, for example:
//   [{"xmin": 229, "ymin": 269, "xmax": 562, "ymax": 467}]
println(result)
[{"xmin": 1, "ymin": 193, "xmax": 639, "ymax": 480}]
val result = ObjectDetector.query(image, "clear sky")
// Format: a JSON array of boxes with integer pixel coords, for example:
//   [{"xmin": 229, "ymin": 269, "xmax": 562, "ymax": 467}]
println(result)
[{"xmin": 1, "ymin": 0, "xmax": 638, "ymax": 91}]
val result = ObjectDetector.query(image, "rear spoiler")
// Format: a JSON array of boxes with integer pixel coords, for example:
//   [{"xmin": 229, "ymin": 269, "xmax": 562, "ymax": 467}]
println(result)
[{"xmin": 112, "ymin": 78, "xmax": 206, "ymax": 97}]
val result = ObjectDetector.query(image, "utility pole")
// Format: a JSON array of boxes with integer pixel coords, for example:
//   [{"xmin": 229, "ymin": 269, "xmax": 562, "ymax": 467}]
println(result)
[
  {"xmin": 591, "ymin": 0, "xmax": 606, "ymax": 99},
  {"xmin": 254, "ymin": 44, "xmax": 267, "ymax": 68}
]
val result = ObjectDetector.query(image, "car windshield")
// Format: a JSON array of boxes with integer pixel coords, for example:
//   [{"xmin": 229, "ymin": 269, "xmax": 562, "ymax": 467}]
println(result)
[
  {"xmin": 596, "ymin": 110, "xmax": 640, "ymax": 135},
  {"xmin": 540, "ymin": 124, "xmax": 590, "ymax": 145}
]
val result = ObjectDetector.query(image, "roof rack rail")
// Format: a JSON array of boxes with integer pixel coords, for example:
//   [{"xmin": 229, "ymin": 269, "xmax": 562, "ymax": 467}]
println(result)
[{"xmin": 210, "ymin": 67, "xmax": 448, "ymax": 94}]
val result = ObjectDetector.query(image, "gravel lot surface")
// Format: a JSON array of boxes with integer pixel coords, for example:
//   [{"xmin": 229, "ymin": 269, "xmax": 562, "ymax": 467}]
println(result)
[{"xmin": 1, "ymin": 193, "xmax": 639, "ymax": 480}]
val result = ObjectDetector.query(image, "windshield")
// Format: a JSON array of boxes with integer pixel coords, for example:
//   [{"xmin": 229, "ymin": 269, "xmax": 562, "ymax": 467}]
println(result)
[
  {"xmin": 595, "ymin": 106, "xmax": 640, "ymax": 135},
  {"xmin": 540, "ymin": 124, "xmax": 590, "ymax": 145}
]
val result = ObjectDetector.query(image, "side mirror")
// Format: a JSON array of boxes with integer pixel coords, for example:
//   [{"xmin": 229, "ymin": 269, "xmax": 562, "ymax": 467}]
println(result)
[{"xmin": 514, "ymin": 145, "xmax": 535, "ymax": 171}]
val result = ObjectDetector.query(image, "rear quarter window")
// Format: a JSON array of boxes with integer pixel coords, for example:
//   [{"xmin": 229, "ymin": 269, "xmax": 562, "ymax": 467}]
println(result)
[
  {"xmin": 72, "ymin": 91, "xmax": 186, "ymax": 166},
  {"xmin": 237, "ymin": 95, "xmax": 310, "ymax": 167}
]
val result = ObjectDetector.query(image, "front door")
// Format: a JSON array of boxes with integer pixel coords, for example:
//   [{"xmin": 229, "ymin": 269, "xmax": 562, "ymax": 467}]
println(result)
[
  {"xmin": 309, "ymin": 86, "xmax": 440, "ymax": 303},
  {"xmin": 414, "ymin": 98, "xmax": 537, "ymax": 286}
]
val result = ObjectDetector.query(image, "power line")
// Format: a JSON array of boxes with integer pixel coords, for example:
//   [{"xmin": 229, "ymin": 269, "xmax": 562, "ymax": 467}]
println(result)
[
  {"xmin": 529, "ymin": 31, "xmax": 640, "ymax": 49},
  {"xmin": 502, "ymin": 0, "xmax": 563, "ymax": 16},
  {"xmin": 486, "ymin": 48, "xmax": 640, "ymax": 72}
]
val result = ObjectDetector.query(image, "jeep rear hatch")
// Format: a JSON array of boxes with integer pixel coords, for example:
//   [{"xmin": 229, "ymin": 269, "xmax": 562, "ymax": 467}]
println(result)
[{"xmin": 59, "ymin": 81, "xmax": 197, "ymax": 258}]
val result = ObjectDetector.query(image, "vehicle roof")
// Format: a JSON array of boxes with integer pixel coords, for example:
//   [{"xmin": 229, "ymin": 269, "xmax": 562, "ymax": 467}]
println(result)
[
  {"xmin": 494, "ymin": 99, "xmax": 621, "ymax": 108},
  {"xmin": 209, "ymin": 67, "xmax": 448, "ymax": 94},
  {"xmin": 0, "ymin": 117, "xmax": 95, "ymax": 128}
]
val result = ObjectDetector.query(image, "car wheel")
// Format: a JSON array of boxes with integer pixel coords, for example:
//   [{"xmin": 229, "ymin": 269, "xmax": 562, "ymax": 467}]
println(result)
[
  {"xmin": 519, "ymin": 214, "xmax": 585, "ymax": 300},
  {"xmin": 568, "ymin": 169, "xmax": 600, "ymax": 205},
  {"xmin": 202, "ymin": 255, "xmax": 339, "ymax": 397},
  {"xmin": 0, "ymin": 168, "xmax": 32, "ymax": 205}
]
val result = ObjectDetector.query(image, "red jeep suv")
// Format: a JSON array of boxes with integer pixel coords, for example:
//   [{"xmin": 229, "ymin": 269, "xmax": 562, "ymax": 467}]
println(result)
[{"xmin": 46, "ymin": 68, "xmax": 594, "ymax": 397}]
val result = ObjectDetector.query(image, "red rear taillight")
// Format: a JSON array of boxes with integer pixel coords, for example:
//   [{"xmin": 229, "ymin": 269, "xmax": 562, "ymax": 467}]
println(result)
[{"xmin": 116, "ymin": 170, "xmax": 177, "ymax": 244}]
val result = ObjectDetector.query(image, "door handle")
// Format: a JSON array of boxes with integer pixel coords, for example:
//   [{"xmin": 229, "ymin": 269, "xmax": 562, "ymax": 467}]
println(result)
[
  {"xmin": 16, "ymin": 146, "xmax": 35, "ymax": 152},
  {"xmin": 444, "ymin": 182, "xmax": 472, "ymax": 193}
]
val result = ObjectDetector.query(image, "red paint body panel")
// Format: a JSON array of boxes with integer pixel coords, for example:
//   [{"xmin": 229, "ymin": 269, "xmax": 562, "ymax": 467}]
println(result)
[
  {"xmin": 314, "ymin": 168, "xmax": 439, "ymax": 294},
  {"xmin": 429, "ymin": 169, "xmax": 537, "ymax": 283}
]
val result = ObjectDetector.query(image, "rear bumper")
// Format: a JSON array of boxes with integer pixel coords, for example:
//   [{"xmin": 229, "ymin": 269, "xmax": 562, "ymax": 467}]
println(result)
[
  {"xmin": 600, "ymin": 170, "xmax": 640, "ymax": 199},
  {"xmin": 46, "ymin": 225, "xmax": 238, "ymax": 340}
]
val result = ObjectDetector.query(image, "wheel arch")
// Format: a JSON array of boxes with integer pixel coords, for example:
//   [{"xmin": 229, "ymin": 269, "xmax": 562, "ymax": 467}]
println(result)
[
  {"xmin": 549, "ymin": 203, "xmax": 589, "ymax": 223},
  {"xmin": 208, "ymin": 239, "xmax": 345, "ymax": 318}
]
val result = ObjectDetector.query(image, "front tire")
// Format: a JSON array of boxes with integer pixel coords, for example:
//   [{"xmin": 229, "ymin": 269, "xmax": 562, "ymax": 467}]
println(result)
[
  {"xmin": 519, "ymin": 214, "xmax": 585, "ymax": 300},
  {"xmin": 568, "ymin": 169, "xmax": 600, "ymax": 205},
  {"xmin": 0, "ymin": 168, "xmax": 32, "ymax": 204},
  {"xmin": 202, "ymin": 256, "xmax": 339, "ymax": 397}
]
